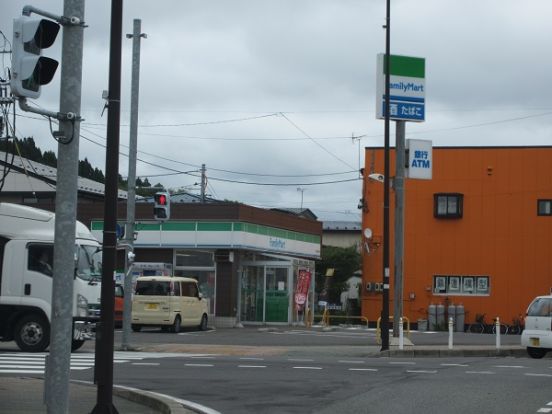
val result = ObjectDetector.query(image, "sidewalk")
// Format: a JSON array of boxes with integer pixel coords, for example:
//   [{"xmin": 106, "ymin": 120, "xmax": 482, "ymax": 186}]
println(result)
[{"xmin": 0, "ymin": 377, "xmax": 197, "ymax": 414}]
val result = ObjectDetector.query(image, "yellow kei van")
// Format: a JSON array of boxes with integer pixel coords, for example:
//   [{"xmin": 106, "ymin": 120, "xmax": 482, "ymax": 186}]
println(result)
[{"xmin": 131, "ymin": 276, "xmax": 208, "ymax": 333}]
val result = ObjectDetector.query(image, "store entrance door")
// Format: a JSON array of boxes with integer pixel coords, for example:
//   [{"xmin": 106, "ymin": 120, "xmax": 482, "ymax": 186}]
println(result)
[
  {"xmin": 265, "ymin": 267, "xmax": 289, "ymax": 322},
  {"xmin": 240, "ymin": 265, "xmax": 289, "ymax": 323},
  {"xmin": 240, "ymin": 266, "xmax": 264, "ymax": 322}
]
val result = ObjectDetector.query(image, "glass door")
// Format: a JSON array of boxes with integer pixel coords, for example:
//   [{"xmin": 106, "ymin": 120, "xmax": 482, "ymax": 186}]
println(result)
[
  {"xmin": 265, "ymin": 267, "xmax": 289, "ymax": 323},
  {"xmin": 240, "ymin": 266, "xmax": 264, "ymax": 322}
]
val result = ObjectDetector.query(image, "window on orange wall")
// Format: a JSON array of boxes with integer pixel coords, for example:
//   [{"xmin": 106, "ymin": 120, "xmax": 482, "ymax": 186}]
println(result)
[
  {"xmin": 434, "ymin": 193, "xmax": 463, "ymax": 218},
  {"xmin": 537, "ymin": 199, "xmax": 552, "ymax": 216}
]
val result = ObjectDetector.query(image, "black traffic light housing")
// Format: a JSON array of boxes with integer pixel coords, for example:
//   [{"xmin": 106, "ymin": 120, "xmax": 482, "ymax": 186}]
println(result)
[{"xmin": 153, "ymin": 192, "xmax": 170, "ymax": 221}]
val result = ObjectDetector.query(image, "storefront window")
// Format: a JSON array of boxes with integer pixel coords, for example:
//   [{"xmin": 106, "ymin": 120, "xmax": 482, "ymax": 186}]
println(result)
[
  {"xmin": 174, "ymin": 250, "xmax": 216, "ymax": 315},
  {"xmin": 175, "ymin": 250, "xmax": 214, "ymax": 267}
]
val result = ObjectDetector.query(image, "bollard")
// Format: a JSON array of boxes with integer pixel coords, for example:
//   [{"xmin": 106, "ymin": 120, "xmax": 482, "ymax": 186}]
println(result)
[
  {"xmin": 495, "ymin": 316, "xmax": 501, "ymax": 350},
  {"xmin": 448, "ymin": 317, "xmax": 454, "ymax": 349},
  {"xmin": 399, "ymin": 317, "xmax": 404, "ymax": 350}
]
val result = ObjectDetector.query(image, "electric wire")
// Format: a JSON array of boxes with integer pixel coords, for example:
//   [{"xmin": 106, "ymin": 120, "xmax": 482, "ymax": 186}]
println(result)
[{"xmin": 278, "ymin": 112, "xmax": 356, "ymax": 170}]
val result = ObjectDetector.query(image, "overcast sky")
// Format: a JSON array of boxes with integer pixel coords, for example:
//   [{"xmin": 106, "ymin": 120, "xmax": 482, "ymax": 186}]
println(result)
[{"xmin": 1, "ymin": 1, "xmax": 551, "ymax": 221}]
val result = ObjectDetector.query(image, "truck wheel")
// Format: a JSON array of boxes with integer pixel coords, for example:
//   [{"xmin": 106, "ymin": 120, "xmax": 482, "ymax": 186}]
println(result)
[
  {"xmin": 527, "ymin": 347, "xmax": 547, "ymax": 359},
  {"xmin": 171, "ymin": 315, "xmax": 181, "ymax": 333},
  {"xmin": 14, "ymin": 314, "xmax": 50, "ymax": 352},
  {"xmin": 71, "ymin": 339, "xmax": 85, "ymax": 352},
  {"xmin": 198, "ymin": 314, "xmax": 208, "ymax": 331},
  {"xmin": 131, "ymin": 324, "xmax": 142, "ymax": 332}
]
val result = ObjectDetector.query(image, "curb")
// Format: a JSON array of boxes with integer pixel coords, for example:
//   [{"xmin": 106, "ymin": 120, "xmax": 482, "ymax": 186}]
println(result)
[{"xmin": 378, "ymin": 347, "xmax": 527, "ymax": 358}]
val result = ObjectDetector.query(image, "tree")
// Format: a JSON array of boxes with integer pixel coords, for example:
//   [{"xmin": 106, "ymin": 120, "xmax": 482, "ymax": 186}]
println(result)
[{"xmin": 316, "ymin": 245, "xmax": 361, "ymax": 304}]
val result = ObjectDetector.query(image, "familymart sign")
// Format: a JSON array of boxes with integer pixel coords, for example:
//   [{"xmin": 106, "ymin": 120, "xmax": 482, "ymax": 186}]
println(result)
[{"xmin": 376, "ymin": 54, "xmax": 426, "ymax": 122}]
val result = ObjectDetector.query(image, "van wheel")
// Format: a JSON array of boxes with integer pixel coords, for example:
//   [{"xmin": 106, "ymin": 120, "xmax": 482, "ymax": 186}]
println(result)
[
  {"xmin": 199, "ymin": 314, "xmax": 208, "ymax": 331},
  {"xmin": 131, "ymin": 324, "xmax": 142, "ymax": 332},
  {"xmin": 171, "ymin": 316, "xmax": 181, "ymax": 333},
  {"xmin": 527, "ymin": 347, "xmax": 547, "ymax": 359},
  {"xmin": 14, "ymin": 314, "xmax": 50, "ymax": 352},
  {"xmin": 71, "ymin": 339, "xmax": 85, "ymax": 352}
]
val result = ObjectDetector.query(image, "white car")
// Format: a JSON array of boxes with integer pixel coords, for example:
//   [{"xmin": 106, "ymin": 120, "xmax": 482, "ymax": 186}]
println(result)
[
  {"xmin": 521, "ymin": 295, "xmax": 552, "ymax": 359},
  {"xmin": 131, "ymin": 276, "xmax": 209, "ymax": 333}
]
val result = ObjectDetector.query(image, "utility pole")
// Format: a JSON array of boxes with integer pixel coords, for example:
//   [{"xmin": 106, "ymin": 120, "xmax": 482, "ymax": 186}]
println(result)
[
  {"xmin": 92, "ymin": 0, "xmax": 122, "ymax": 412},
  {"xmin": 121, "ymin": 18, "xmax": 146, "ymax": 351},
  {"xmin": 45, "ymin": 1, "xmax": 85, "ymax": 413},
  {"xmin": 297, "ymin": 187, "xmax": 305, "ymax": 209},
  {"xmin": 381, "ymin": 0, "xmax": 391, "ymax": 351},
  {"xmin": 393, "ymin": 120, "xmax": 405, "ymax": 337},
  {"xmin": 201, "ymin": 163, "xmax": 206, "ymax": 203}
]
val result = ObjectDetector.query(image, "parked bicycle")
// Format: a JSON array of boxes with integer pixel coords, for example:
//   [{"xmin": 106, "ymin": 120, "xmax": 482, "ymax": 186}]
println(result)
[
  {"xmin": 467, "ymin": 313, "xmax": 486, "ymax": 333},
  {"xmin": 509, "ymin": 315, "xmax": 524, "ymax": 335},
  {"xmin": 491, "ymin": 317, "xmax": 509, "ymax": 335}
]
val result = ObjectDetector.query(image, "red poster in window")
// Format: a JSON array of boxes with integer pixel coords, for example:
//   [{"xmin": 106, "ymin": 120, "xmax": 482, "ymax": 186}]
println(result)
[{"xmin": 294, "ymin": 268, "xmax": 311, "ymax": 311}]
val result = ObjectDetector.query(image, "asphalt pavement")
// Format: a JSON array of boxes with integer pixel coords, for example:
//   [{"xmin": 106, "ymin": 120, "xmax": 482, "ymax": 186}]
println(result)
[{"xmin": 0, "ymin": 325, "xmax": 539, "ymax": 414}]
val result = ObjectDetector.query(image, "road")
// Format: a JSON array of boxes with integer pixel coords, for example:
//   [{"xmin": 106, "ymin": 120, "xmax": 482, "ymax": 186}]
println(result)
[{"xmin": 0, "ymin": 327, "xmax": 549, "ymax": 413}]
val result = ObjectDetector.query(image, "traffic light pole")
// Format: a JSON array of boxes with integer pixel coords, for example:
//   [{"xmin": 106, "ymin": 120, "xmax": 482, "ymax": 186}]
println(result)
[
  {"xmin": 42, "ymin": 1, "xmax": 85, "ymax": 413},
  {"xmin": 122, "ymin": 19, "xmax": 146, "ymax": 351},
  {"xmin": 92, "ymin": 0, "xmax": 123, "ymax": 413}
]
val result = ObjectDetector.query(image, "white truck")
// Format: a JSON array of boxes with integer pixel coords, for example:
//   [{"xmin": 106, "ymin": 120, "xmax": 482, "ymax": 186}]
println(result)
[{"xmin": 0, "ymin": 203, "xmax": 102, "ymax": 352}]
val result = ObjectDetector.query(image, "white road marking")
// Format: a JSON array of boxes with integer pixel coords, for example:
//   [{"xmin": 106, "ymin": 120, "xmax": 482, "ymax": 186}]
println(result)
[
  {"xmin": 338, "ymin": 360, "xmax": 365, "ymax": 364},
  {"xmin": 389, "ymin": 361, "xmax": 416, "ymax": 365},
  {"xmin": 131, "ymin": 362, "xmax": 160, "ymax": 366},
  {"xmin": 493, "ymin": 365, "xmax": 526, "ymax": 369},
  {"xmin": 184, "ymin": 363, "xmax": 214, "ymax": 367},
  {"xmin": 537, "ymin": 408, "xmax": 552, "ymax": 413},
  {"xmin": 348, "ymin": 368, "xmax": 378, "ymax": 372},
  {"xmin": 525, "ymin": 373, "xmax": 552, "ymax": 378},
  {"xmin": 0, "ymin": 369, "xmax": 44, "ymax": 374},
  {"xmin": 406, "ymin": 370, "xmax": 437, "ymax": 374},
  {"xmin": 466, "ymin": 371, "xmax": 495, "ymax": 375},
  {"xmin": 240, "ymin": 357, "xmax": 265, "ymax": 361},
  {"xmin": 441, "ymin": 363, "xmax": 468, "ymax": 367},
  {"xmin": 288, "ymin": 358, "xmax": 314, "ymax": 362},
  {"xmin": 238, "ymin": 365, "xmax": 267, "ymax": 368},
  {"xmin": 292, "ymin": 366, "xmax": 323, "ymax": 370}
]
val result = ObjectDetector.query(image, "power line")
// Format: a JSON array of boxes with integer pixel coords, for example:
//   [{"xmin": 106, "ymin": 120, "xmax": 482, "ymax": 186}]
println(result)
[
  {"xmin": 279, "ymin": 112, "xmax": 356, "ymax": 170},
  {"xmin": 82, "ymin": 112, "xmax": 280, "ymax": 128}
]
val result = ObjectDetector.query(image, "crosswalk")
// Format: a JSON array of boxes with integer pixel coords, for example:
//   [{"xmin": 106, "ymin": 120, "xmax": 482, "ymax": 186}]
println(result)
[{"xmin": 0, "ymin": 351, "xmax": 198, "ymax": 375}]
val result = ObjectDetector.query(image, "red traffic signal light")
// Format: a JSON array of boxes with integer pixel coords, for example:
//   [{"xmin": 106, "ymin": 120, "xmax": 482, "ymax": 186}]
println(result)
[
  {"xmin": 156, "ymin": 193, "xmax": 167, "ymax": 205},
  {"xmin": 153, "ymin": 192, "xmax": 170, "ymax": 221}
]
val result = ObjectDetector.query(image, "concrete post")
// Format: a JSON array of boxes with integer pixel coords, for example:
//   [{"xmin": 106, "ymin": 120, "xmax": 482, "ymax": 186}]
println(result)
[
  {"xmin": 448, "ymin": 317, "xmax": 454, "ymax": 349},
  {"xmin": 45, "ymin": 1, "xmax": 85, "ymax": 413},
  {"xmin": 121, "ymin": 18, "xmax": 146, "ymax": 351},
  {"xmin": 393, "ymin": 120, "xmax": 405, "ymax": 337}
]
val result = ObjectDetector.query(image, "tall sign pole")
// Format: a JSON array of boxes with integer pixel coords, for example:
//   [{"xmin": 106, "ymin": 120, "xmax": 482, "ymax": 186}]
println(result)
[
  {"xmin": 376, "ymin": 47, "xmax": 426, "ymax": 344},
  {"xmin": 92, "ymin": 0, "xmax": 122, "ymax": 412},
  {"xmin": 381, "ymin": 0, "xmax": 391, "ymax": 351}
]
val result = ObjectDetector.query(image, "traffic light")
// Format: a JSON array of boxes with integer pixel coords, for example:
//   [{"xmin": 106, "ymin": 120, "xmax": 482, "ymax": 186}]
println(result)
[
  {"xmin": 153, "ymin": 192, "xmax": 170, "ymax": 221},
  {"xmin": 11, "ymin": 16, "xmax": 60, "ymax": 99}
]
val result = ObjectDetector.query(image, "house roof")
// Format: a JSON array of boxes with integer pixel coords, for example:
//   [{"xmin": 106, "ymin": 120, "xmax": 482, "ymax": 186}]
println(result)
[
  {"xmin": 269, "ymin": 207, "xmax": 318, "ymax": 220},
  {"xmin": 323, "ymin": 221, "xmax": 362, "ymax": 231},
  {"xmin": 0, "ymin": 151, "xmax": 128, "ymax": 199}
]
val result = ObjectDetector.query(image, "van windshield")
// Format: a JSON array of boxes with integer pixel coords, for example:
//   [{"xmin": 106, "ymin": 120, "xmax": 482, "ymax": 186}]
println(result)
[
  {"xmin": 76, "ymin": 245, "xmax": 102, "ymax": 282},
  {"xmin": 135, "ymin": 281, "xmax": 170, "ymax": 296},
  {"xmin": 527, "ymin": 298, "xmax": 552, "ymax": 317}
]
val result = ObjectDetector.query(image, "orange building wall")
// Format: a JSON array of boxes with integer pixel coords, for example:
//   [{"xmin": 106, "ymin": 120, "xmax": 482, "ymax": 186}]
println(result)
[{"xmin": 361, "ymin": 146, "xmax": 552, "ymax": 327}]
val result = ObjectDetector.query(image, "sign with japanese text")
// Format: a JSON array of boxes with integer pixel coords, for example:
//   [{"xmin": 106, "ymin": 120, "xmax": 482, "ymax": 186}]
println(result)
[
  {"xmin": 376, "ymin": 54, "xmax": 426, "ymax": 122},
  {"xmin": 406, "ymin": 139, "xmax": 432, "ymax": 179},
  {"xmin": 294, "ymin": 268, "xmax": 312, "ymax": 311}
]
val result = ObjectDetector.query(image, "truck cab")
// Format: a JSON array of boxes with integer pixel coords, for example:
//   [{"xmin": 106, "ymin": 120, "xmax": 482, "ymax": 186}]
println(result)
[{"xmin": 0, "ymin": 203, "xmax": 102, "ymax": 352}]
